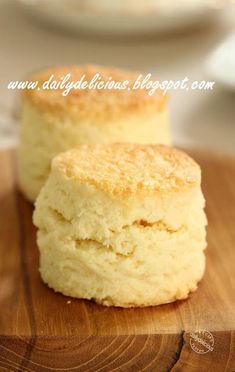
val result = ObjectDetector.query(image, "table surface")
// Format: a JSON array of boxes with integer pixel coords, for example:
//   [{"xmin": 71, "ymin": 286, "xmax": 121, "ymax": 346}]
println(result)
[
  {"xmin": 0, "ymin": 0, "xmax": 235, "ymax": 153},
  {"xmin": 0, "ymin": 148, "xmax": 235, "ymax": 371}
]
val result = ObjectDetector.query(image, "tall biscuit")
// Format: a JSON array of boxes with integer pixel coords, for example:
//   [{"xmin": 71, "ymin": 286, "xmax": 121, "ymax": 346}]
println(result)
[
  {"xmin": 18, "ymin": 65, "xmax": 170, "ymax": 201},
  {"xmin": 34, "ymin": 144, "xmax": 207, "ymax": 307}
]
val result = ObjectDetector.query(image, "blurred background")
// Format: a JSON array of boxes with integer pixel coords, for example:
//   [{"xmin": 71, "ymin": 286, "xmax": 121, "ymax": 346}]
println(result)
[{"xmin": 0, "ymin": 0, "xmax": 235, "ymax": 153}]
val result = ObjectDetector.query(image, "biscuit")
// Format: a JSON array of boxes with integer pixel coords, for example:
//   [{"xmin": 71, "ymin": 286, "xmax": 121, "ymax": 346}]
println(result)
[
  {"xmin": 18, "ymin": 65, "xmax": 170, "ymax": 201},
  {"xmin": 33, "ymin": 144, "xmax": 207, "ymax": 307}
]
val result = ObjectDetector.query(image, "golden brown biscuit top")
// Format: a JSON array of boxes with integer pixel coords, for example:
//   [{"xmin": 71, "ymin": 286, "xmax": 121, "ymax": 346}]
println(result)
[
  {"xmin": 23, "ymin": 65, "xmax": 167, "ymax": 121},
  {"xmin": 53, "ymin": 144, "xmax": 201, "ymax": 196}
]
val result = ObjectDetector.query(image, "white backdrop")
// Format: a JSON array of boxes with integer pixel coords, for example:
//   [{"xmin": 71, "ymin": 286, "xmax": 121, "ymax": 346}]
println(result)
[{"xmin": 0, "ymin": 0, "xmax": 235, "ymax": 153}]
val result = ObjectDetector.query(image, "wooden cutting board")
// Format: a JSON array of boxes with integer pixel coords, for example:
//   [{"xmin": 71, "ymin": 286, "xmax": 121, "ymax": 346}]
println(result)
[{"xmin": 0, "ymin": 149, "xmax": 235, "ymax": 372}]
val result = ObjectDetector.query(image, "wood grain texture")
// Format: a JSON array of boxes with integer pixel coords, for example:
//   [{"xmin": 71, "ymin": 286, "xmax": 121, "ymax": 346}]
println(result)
[{"xmin": 0, "ymin": 149, "xmax": 235, "ymax": 371}]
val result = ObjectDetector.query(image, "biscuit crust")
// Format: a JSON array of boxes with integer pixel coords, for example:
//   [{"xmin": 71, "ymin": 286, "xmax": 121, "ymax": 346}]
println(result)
[
  {"xmin": 23, "ymin": 65, "xmax": 167, "ymax": 121},
  {"xmin": 53, "ymin": 144, "xmax": 201, "ymax": 196}
]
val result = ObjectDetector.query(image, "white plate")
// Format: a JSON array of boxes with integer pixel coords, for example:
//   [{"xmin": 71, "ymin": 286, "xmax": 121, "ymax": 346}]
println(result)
[
  {"xmin": 206, "ymin": 33, "xmax": 235, "ymax": 91},
  {"xmin": 18, "ymin": 0, "xmax": 229, "ymax": 36}
]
